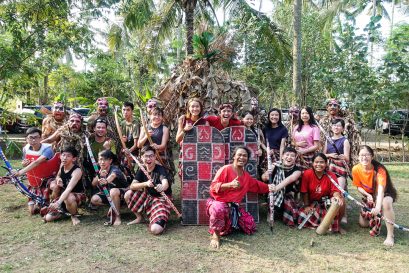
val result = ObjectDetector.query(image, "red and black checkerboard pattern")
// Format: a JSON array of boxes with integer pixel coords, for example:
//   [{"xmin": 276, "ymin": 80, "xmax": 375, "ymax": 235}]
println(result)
[
  {"xmin": 221, "ymin": 126, "xmax": 259, "ymax": 223},
  {"xmin": 181, "ymin": 126, "xmax": 225, "ymax": 225},
  {"xmin": 181, "ymin": 125, "xmax": 260, "ymax": 225}
]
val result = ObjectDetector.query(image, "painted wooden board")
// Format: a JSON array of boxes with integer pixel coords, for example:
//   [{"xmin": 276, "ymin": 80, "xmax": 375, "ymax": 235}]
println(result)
[{"xmin": 181, "ymin": 126, "xmax": 225, "ymax": 225}]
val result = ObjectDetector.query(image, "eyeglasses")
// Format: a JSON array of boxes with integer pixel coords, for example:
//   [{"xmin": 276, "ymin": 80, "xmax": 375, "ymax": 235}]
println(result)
[
  {"xmin": 328, "ymin": 103, "xmax": 339, "ymax": 107},
  {"xmin": 143, "ymin": 154, "xmax": 155, "ymax": 159}
]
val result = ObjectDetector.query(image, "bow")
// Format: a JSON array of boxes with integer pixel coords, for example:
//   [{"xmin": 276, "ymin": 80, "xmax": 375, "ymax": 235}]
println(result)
[
  {"xmin": 325, "ymin": 172, "xmax": 409, "ymax": 232},
  {"xmin": 84, "ymin": 136, "xmax": 119, "ymax": 224},
  {"xmin": 0, "ymin": 146, "xmax": 45, "ymax": 205}
]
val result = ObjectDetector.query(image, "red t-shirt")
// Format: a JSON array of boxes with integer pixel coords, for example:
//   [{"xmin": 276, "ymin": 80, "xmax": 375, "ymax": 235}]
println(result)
[
  {"xmin": 210, "ymin": 165, "xmax": 269, "ymax": 203},
  {"xmin": 300, "ymin": 169, "xmax": 340, "ymax": 202},
  {"xmin": 205, "ymin": 116, "xmax": 242, "ymax": 131}
]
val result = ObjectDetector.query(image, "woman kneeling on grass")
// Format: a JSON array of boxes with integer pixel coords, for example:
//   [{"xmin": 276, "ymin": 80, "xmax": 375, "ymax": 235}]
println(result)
[
  {"xmin": 353, "ymin": 145, "xmax": 397, "ymax": 247},
  {"xmin": 298, "ymin": 153, "xmax": 345, "ymax": 233}
]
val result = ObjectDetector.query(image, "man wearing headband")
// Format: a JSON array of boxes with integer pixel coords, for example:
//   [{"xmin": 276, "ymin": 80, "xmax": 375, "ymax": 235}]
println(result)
[
  {"xmin": 319, "ymin": 98, "xmax": 361, "ymax": 165},
  {"xmin": 146, "ymin": 99, "xmax": 158, "ymax": 115},
  {"xmin": 42, "ymin": 102, "xmax": 67, "ymax": 140},
  {"xmin": 87, "ymin": 98, "xmax": 122, "ymax": 157},
  {"xmin": 205, "ymin": 103, "xmax": 241, "ymax": 131},
  {"xmin": 87, "ymin": 98, "xmax": 110, "ymax": 132}
]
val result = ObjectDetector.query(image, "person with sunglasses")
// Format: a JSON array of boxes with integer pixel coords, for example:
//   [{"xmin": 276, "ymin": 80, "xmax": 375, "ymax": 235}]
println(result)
[
  {"xmin": 205, "ymin": 103, "xmax": 241, "ymax": 131},
  {"xmin": 42, "ymin": 102, "xmax": 67, "ymax": 140}
]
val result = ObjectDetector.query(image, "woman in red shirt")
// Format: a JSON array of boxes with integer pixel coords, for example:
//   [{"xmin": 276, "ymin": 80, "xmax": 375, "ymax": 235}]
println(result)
[
  {"xmin": 352, "ymin": 145, "xmax": 397, "ymax": 246},
  {"xmin": 298, "ymin": 153, "xmax": 345, "ymax": 233}
]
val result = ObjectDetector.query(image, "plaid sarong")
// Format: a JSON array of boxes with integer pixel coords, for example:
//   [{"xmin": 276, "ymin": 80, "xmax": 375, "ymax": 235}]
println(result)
[
  {"xmin": 206, "ymin": 199, "xmax": 257, "ymax": 236},
  {"xmin": 28, "ymin": 178, "xmax": 51, "ymax": 206},
  {"xmin": 269, "ymin": 163, "xmax": 288, "ymax": 207},
  {"xmin": 298, "ymin": 152, "xmax": 315, "ymax": 171},
  {"xmin": 328, "ymin": 159, "xmax": 348, "ymax": 178},
  {"xmin": 360, "ymin": 199, "xmax": 382, "ymax": 237},
  {"xmin": 282, "ymin": 194, "xmax": 300, "ymax": 227},
  {"xmin": 297, "ymin": 200, "xmax": 340, "ymax": 232},
  {"xmin": 128, "ymin": 190, "xmax": 171, "ymax": 225}
]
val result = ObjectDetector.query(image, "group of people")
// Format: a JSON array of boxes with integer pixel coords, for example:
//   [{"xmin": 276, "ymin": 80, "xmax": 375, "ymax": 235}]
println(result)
[{"xmin": 4, "ymin": 97, "xmax": 399, "ymax": 248}]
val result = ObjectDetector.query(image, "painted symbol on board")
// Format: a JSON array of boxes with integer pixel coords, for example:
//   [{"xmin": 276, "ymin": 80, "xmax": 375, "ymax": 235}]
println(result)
[
  {"xmin": 198, "ymin": 127, "xmax": 210, "ymax": 141},
  {"xmin": 213, "ymin": 146, "xmax": 222, "ymax": 159},
  {"xmin": 231, "ymin": 128, "xmax": 244, "ymax": 141},
  {"xmin": 198, "ymin": 146, "xmax": 210, "ymax": 155},
  {"xmin": 185, "ymin": 166, "xmax": 196, "ymax": 177},
  {"xmin": 184, "ymin": 147, "xmax": 194, "ymax": 160}
]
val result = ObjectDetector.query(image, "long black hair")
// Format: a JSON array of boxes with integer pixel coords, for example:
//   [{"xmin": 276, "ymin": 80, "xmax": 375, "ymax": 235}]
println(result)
[
  {"xmin": 360, "ymin": 145, "xmax": 397, "ymax": 201},
  {"xmin": 265, "ymin": 108, "xmax": 284, "ymax": 128},
  {"xmin": 297, "ymin": 106, "xmax": 317, "ymax": 132}
]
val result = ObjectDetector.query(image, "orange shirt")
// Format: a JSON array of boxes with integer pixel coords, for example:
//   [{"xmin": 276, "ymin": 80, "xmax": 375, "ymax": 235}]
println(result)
[{"xmin": 352, "ymin": 164, "xmax": 387, "ymax": 194}]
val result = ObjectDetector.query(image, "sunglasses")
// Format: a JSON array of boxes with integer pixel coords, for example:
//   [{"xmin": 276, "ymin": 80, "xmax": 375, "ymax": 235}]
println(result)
[
  {"xmin": 54, "ymin": 106, "xmax": 65, "ymax": 111},
  {"xmin": 328, "ymin": 103, "xmax": 339, "ymax": 107}
]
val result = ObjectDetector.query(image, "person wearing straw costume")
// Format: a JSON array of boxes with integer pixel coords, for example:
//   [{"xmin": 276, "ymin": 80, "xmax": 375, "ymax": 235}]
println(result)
[
  {"xmin": 41, "ymin": 102, "xmax": 67, "ymax": 142},
  {"xmin": 124, "ymin": 146, "xmax": 172, "ymax": 235},
  {"xmin": 298, "ymin": 153, "xmax": 345, "ymax": 233},
  {"xmin": 353, "ymin": 145, "xmax": 398, "ymax": 246},
  {"xmin": 207, "ymin": 146, "xmax": 275, "ymax": 248}
]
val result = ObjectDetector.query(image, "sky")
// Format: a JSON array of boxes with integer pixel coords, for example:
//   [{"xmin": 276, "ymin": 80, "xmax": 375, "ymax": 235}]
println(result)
[{"xmin": 72, "ymin": 0, "xmax": 408, "ymax": 71}]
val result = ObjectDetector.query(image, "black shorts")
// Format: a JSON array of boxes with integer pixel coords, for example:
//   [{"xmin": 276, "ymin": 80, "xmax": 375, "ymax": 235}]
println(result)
[{"xmin": 96, "ymin": 188, "xmax": 126, "ymax": 204}]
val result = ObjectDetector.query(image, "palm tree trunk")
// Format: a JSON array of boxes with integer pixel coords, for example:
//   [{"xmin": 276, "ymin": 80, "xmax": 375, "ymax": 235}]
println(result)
[
  {"xmin": 184, "ymin": 0, "xmax": 197, "ymax": 55},
  {"xmin": 293, "ymin": 0, "xmax": 302, "ymax": 103}
]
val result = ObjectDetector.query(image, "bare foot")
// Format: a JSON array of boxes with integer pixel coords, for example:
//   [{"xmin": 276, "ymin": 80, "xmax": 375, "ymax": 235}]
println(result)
[
  {"xmin": 339, "ymin": 228, "xmax": 347, "ymax": 235},
  {"xmin": 71, "ymin": 216, "xmax": 80, "ymax": 226},
  {"xmin": 383, "ymin": 236, "xmax": 394, "ymax": 247},
  {"xmin": 127, "ymin": 215, "xmax": 143, "ymax": 225},
  {"xmin": 210, "ymin": 233, "xmax": 220, "ymax": 249},
  {"xmin": 113, "ymin": 217, "xmax": 121, "ymax": 226}
]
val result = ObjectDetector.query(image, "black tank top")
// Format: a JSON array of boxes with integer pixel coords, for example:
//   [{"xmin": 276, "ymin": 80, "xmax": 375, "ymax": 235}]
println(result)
[{"xmin": 60, "ymin": 165, "xmax": 84, "ymax": 193}]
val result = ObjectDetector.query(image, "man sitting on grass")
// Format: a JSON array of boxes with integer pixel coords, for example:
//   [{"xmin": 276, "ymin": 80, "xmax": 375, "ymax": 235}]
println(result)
[
  {"xmin": 44, "ymin": 147, "xmax": 84, "ymax": 225},
  {"xmin": 124, "ymin": 146, "xmax": 172, "ymax": 235}
]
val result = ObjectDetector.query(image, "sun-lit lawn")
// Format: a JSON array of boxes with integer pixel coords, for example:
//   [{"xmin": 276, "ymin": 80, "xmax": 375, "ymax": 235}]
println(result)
[{"xmin": 0, "ymin": 162, "xmax": 408, "ymax": 272}]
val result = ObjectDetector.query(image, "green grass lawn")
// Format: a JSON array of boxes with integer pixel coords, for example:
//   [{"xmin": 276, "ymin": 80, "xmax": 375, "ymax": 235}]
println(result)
[{"xmin": 0, "ymin": 162, "xmax": 408, "ymax": 272}]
